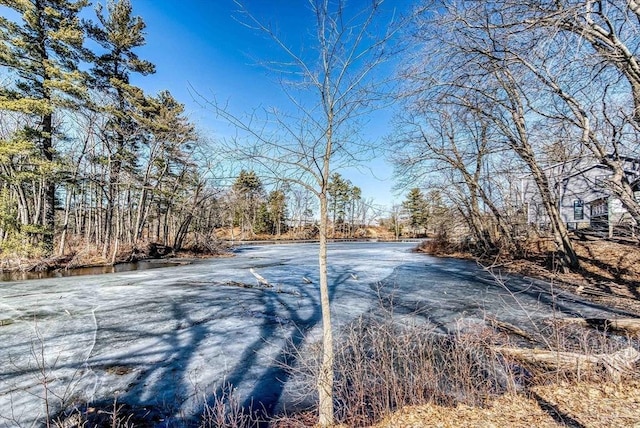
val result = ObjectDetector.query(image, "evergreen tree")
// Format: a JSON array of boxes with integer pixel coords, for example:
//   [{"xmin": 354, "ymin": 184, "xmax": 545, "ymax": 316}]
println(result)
[
  {"xmin": 85, "ymin": 0, "xmax": 155, "ymax": 253},
  {"xmin": 327, "ymin": 173, "xmax": 351, "ymax": 233},
  {"xmin": 348, "ymin": 185, "xmax": 361, "ymax": 236},
  {"xmin": 0, "ymin": 0, "xmax": 88, "ymax": 253},
  {"xmin": 267, "ymin": 189, "xmax": 287, "ymax": 236},
  {"xmin": 231, "ymin": 170, "xmax": 264, "ymax": 236},
  {"xmin": 133, "ymin": 90, "xmax": 196, "ymax": 244},
  {"xmin": 253, "ymin": 202, "xmax": 270, "ymax": 235},
  {"xmin": 403, "ymin": 188, "xmax": 428, "ymax": 237}
]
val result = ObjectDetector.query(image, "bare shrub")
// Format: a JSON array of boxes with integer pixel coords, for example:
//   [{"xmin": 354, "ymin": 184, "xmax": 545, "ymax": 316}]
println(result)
[
  {"xmin": 53, "ymin": 397, "xmax": 134, "ymax": 428},
  {"xmin": 416, "ymin": 237, "xmax": 456, "ymax": 255},
  {"xmin": 328, "ymin": 313, "xmax": 638, "ymax": 427},
  {"xmin": 278, "ymin": 314, "xmax": 519, "ymax": 428},
  {"xmin": 199, "ymin": 383, "xmax": 259, "ymax": 428},
  {"xmin": 513, "ymin": 319, "xmax": 640, "ymax": 384},
  {"xmin": 48, "ymin": 388, "xmax": 260, "ymax": 428}
]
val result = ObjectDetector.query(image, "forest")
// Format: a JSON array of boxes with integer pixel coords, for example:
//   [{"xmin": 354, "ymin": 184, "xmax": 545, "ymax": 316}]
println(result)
[
  {"xmin": 0, "ymin": 1, "xmax": 377, "ymax": 265},
  {"xmin": 0, "ymin": 0, "xmax": 207, "ymax": 262},
  {"xmin": 1, "ymin": 0, "xmax": 640, "ymax": 275}
]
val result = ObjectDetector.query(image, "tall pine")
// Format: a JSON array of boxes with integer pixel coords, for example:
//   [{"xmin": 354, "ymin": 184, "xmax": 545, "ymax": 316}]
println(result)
[
  {"xmin": 327, "ymin": 173, "xmax": 351, "ymax": 234},
  {"xmin": 0, "ymin": 0, "xmax": 88, "ymax": 254},
  {"xmin": 85, "ymin": 0, "xmax": 154, "ymax": 254},
  {"xmin": 132, "ymin": 90, "xmax": 196, "ymax": 245},
  {"xmin": 403, "ymin": 188, "xmax": 428, "ymax": 237}
]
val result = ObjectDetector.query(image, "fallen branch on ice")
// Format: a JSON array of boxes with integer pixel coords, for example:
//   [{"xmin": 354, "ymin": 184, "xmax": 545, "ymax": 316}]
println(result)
[
  {"xmin": 557, "ymin": 318, "xmax": 640, "ymax": 335},
  {"xmin": 492, "ymin": 346, "xmax": 640, "ymax": 382}
]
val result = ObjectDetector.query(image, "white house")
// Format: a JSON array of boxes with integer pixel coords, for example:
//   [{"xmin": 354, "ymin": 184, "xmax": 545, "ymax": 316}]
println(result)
[{"xmin": 518, "ymin": 156, "xmax": 640, "ymax": 235}]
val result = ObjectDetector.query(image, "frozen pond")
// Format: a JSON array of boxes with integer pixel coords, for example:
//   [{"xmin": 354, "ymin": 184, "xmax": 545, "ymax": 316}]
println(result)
[
  {"xmin": 0, "ymin": 259, "xmax": 185, "ymax": 282},
  {"xmin": 0, "ymin": 242, "xmax": 631, "ymax": 426}
]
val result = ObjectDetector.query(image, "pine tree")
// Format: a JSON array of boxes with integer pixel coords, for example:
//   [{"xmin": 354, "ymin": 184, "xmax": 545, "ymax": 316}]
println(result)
[
  {"xmin": 231, "ymin": 170, "xmax": 265, "ymax": 237},
  {"xmin": 327, "ymin": 173, "xmax": 351, "ymax": 234},
  {"xmin": 85, "ymin": 0, "xmax": 155, "ymax": 254},
  {"xmin": 253, "ymin": 202, "xmax": 270, "ymax": 235},
  {"xmin": 138, "ymin": 90, "xmax": 197, "ymax": 246},
  {"xmin": 403, "ymin": 188, "xmax": 428, "ymax": 237},
  {"xmin": 267, "ymin": 189, "xmax": 287, "ymax": 236},
  {"xmin": 348, "ymin": 186, "xmax": 361, "ymax": 237},
  {"xmin": 0, "ymin": 0, "xmax": 88, "ymax": 254}
]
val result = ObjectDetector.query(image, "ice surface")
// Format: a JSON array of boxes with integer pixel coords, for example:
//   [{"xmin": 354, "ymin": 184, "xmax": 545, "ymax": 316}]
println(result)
[{"xmin": 0, "ymin": 242, "xmax": 630, "ymax": 426}]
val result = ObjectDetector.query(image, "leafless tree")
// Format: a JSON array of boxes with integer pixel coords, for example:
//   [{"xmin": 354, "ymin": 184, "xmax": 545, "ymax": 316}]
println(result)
[
  {"xmin": 206, "ymin": 1, "xmax": 402, "ymax": 424},
  {"xmin": 398, "ymin": 2, "xmax": 582, "ymax": 267},
  {"xmin": 515, "ymin": 1, "xmax": 640, "ymax": 122},
  {"xmin": 393, "ymin": 102, "xmax": 517, "ymax": 253},
  {"xmin": 287, "ymin": 185, "xmax": 317, "ymax": 237},
  {"xmin": 480, "ymin": 0, "xmax": 640, "ymax": 231}
]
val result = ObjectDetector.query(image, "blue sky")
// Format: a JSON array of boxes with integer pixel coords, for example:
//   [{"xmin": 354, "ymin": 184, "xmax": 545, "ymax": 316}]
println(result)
[{"xmin": 121, "ymin": 0, "xmax": 412, "ymax": 210}]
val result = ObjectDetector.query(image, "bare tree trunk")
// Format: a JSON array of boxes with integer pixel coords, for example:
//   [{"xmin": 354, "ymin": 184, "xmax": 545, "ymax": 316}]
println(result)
[
  {"xmin": 173, "ymin": 213, "xmax": 192, "ymax": 250},
  {"xmin": 317, "ymin": 188, "xmax": 334, "ymax": 426},
  {"xmin": 134, "ymin": 188, "xmax": 148, "ymax": 243},
  {"xmin": 15, "ymin": 182, "xmax": 31, "ymax": 226},
  {"xmin": 39, "ymin": 113, "xmax": 55, "ymax": 253},
  {"xmin": 125, "ymin": 186, "xmax": 133, "ymax": 244},
  {"xmin": 491, "ymin": 69, "xmax": 579, "ymax": 269},
  {"xmin": 58, "ymin": 188, "xmax": 74, "ymax": 256},
  {"xmin": 103, "ymin": 189, "xmax": 114, "ymax": 257}
]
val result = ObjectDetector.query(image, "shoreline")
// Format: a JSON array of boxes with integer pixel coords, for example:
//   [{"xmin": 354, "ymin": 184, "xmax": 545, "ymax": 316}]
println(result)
[
  {"xmin": 0, "ymin": 238, "xmax": 423, "ymax": 275},
  {"xmin": 416, "ymin": 239, "xmax": 640, "ymax": 316}
]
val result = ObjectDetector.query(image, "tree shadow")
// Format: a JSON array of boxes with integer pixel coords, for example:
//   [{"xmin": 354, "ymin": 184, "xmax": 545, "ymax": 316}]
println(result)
[
  {"xmin": 193, "ymin": 285, "xmax": 324, "ymax": 426},
  {"xmin": 371, "ymin": 258, "xmax": 636, "ymax": 338},
  {"xmin": 578, "ymin": 245, "xmax": 640, "ymax": 301},
  {"xmin": 16, "ymin": 245, "xmax": 633, "ymax": 427},
  {"xmin": 529, "ymin": 391, "xmax": 586, "ymax": 428},
  {"xmin": 65, "ymin": 262, "xmax": 353, "ymax": 427}
]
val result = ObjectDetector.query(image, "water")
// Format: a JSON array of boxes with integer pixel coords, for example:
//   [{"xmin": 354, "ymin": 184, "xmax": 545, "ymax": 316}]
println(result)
[
  {"xmin": 0, "ymin": 260, "xmax": 185, "ymax": 282},
  {"xmin": 0, "ymin": 242, "xmax": 631, "ymax": 427}
]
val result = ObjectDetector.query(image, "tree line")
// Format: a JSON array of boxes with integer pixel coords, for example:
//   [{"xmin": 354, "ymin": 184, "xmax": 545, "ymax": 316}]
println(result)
[
  {"xmin": 226, "ymin": 170, "xmax": 373, "ymax": 240},
  {"xmin": 393, "ymin": 0, "xmax": 640, "ymax": 270},
  {"xmin": 0, "ymin": 0, "xmax": 391, "ymax": 262},
  {"xmin": 0, "ymin": 0, "xmax": 213, "ymax": 260}
]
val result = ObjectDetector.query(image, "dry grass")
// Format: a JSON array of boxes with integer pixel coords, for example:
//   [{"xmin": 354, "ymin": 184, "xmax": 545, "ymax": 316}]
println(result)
[
  {"xmin": 503, "ymin": 238, "xmax": 640, "ymax": 315},
  {"xmin": 532, "ymin": 380, "xmax": 640, "ymax": 427},
  {"xmin": 374, "ymin": 380, "xmax": 640, "ymax": 428},
  {"xmin": 375, "ymin": 393, "xmax": 560, "ymax": 428},
  {"xmin": 214, "ymin": 226, "xmax": 400, "ymax": 242},
  {"xmin": 0, "ymin": 239, "xmax": 229, "ymax": 274}
]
